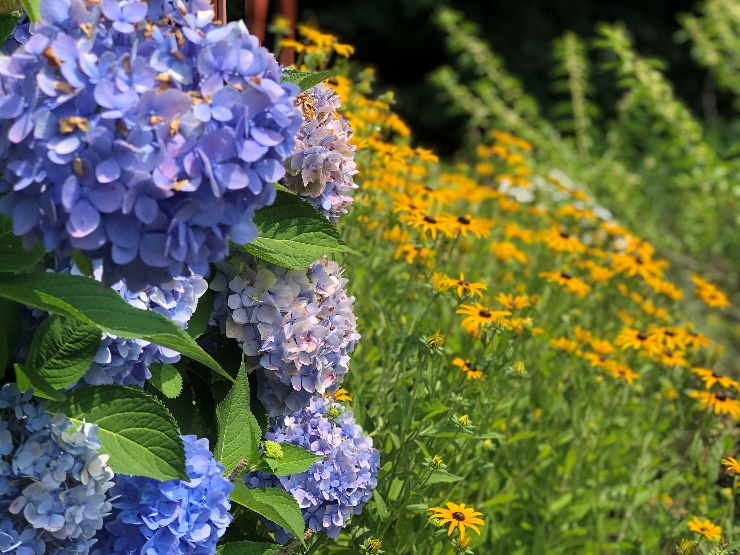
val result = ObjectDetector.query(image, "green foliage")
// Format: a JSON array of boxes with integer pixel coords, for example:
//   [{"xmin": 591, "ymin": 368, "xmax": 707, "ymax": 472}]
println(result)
[
  {"xmin": 0, "ymin": 272, "xmax": 230, "ymax": 381},
  {"xmin": 47, "ymin": 385, "xmax": 187, "ymax": 481},
  {"xmin": 215, "ymin": 363, "xmax": 262, "ymax": 475},
  {"xmin": 239, "ymin": 190, "xmax": 355, "ymax": 269},
  {"xmin": 230, "ymin": 481, "xmax": 305, "ymax": 541},
  {"xmin": 148, "ymin": 363, "xmax": 184, "ymax": 399},
  {"xmin": 282, "ymin": 69, "xmax": 334, "ymax": 91},
  {"xmin": 0, "ymin": 214, "xmax": 46, "ymax": 272},
  {"xmin": 258, "ymin": 444, "xmax": 322, "ymax": 476}
]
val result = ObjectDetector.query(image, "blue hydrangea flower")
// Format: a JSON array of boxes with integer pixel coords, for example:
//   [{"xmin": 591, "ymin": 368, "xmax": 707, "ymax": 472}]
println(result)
[
  {"xmin": 211, "ymin": 254, "xmax": 360, "ymax": 416},
  {"xmin": 0, "ymin": 0, "xmax": 300, "ymax": 290},
  {"xmin": 283, "ymin": 84, "xmax": 358, "ymax": 222},
  {"xmin": 22, "ymin": 259, "xmax": 208, "ymax": 388},
  {"xmin": 0, "ymin": 384, "xmax": 115, "ymax": 554},
  {"xmin": 92, "ymin": 434, "xmax": 233, "ymax": 554},
  {"xmin": 245, "ymin": 396, "xmax": 379, "ymax": 541}
]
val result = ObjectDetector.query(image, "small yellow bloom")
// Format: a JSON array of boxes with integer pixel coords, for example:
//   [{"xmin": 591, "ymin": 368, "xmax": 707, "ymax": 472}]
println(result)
[
  {"xmin": 721, "ymin": 456, "xmax": 740, "ymax": 475},
  {"xmin": 427, "ymin": 502, "xmax": 484, "ymax": 540},
  {"xmin": 691, "ymin": 275, "xmax": 730, "ymax": 309},
  {"xmin": 687, "ymin": 516, "xmax": 722, "ymax": 541},
  {"xmin": 690, "ymin": 391, "xmax": 740, "ymax": 419}
]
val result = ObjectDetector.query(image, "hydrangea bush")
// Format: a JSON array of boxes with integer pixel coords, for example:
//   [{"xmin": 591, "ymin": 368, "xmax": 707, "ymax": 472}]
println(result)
[{"xmin": 0, "ymin": 3, "xmax": 374, "ymax": 554}]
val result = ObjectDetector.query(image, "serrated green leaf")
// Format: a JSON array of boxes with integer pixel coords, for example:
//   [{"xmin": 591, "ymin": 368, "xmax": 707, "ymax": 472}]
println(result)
[
  {"xmin": 47, "ymin": 385, "xmax": 187, "ymax": 481},
  {"xmin": 298, "ymin": 70, "xmax": 333, "ymax": 92},
  {"xmin": 186, "ymin": 287, "xmax": 215, "ymax": 339},
  {"xmin": 262, "ymin": 444, "xmax": 321, "ymax": 476},
  {"xmin": 15, "ymin": 363, "xmax": 66, "ymax": 401},
  {"xmin": 230, "ymin": 481, "xmax": 305, "ymax": 541},
  {"xmin": 0, "ymin": 297, "xmax": 20, "ymax": 378},
  {"xmin": 216, "ymin": 541, "xmax": 281, "ymax": 555},
  {"xmin": 149, "ymin": 363, "xmax": 183, "ymax": 398},
  {"xmin": 25, "ymin": 315, "xmax": 101, "ymax": 390},
  {"xmin": 215, "ymin": 362, "xmax": 261, "ymax": 474},
  {"xmin": 0, "ymin": 272, "xmax": 231, "ymax": 382},
  {"xmin": 0, "ymin": 214, "xmax": 46, "ymax": 272},
  {"xmin": 237, "ymin": 191, "xmax": 355, "ymax": 269}
]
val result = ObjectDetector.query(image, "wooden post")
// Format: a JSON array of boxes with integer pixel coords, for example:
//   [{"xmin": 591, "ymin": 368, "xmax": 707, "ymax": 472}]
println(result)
[{"xmin": 211, "ymin": 0, "xmax": 227, "ymax": 23}]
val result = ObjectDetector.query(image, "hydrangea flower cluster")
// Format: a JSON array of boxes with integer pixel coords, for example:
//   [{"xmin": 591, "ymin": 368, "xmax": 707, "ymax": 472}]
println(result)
[
  {"xmin": 0, "ymin": 383, "xmax": 115, "ymax": 554},
  {"xmin": 245, "ymin": 395, "xmax": 380, "ymax": 541},
  {"xmin": 282, "ymin": 83, "xmax": 358, "ymax": 221},
  {"xmin": 92, "ymin": 435, "xmax": 233, "ymax": 555},
  {"xmin": 0, "ymin": 0, "xmax": 300, "ymax": 289},
  {"xmin": 23, "ymin": 259, "xmax": 207, "ymax": 388},
  {"xmin": 211, "ymin": 253, "xmax": 360, "ymax": 416}
]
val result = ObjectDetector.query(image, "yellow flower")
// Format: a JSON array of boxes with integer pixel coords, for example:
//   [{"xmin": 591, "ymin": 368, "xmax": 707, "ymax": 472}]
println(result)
[
  {"xmin": 494, "ymin": 292, "xmax": 530, "ymax": 310},
  {"xmin": 399, "ymin": 212, "xmax": 456, "ymax": 240},
  {"xmin": 427, "ymin": 330, "xmax": 446, "ymax": 349},
  {"xmin": 490, "ymin": 241, "xmax": 529, "ymax": 264},
  {"xmin": 687, "ymin": 516, "xmax": 722, "ymax": 541},
  {"xmin": 439, "ymin": 273, "xmax": 488, "ymax": 298},
  {"xmin": 652, "ymin": 349, "xmax": 689, "ymax": 368},
  {"xmin": 438, "ymin": 214, "xmax": 493, "ymax": 239},
  {"xmin": 691, "ymin": 275, "xmax": 730, "ymax": 309},
  {"xmin": 427, "ymin": 502, "xmax": 484, "ymax": 540},
  {"xmin": 605, "ymin": 362, "xmax": 640, "ymax": 385},
  {"xmin": 539, "ymin": 227, "xmax": 586, "ymax": 253},
  {"xmin": 722, "ymin": 457, "xmax": 740, "ymax": 474},
  {"xmin": 614, "ymin": 328, "xmax": 661, "ymax": 354},
  {"xmin": 539, "ymin": 271, "xmax": 591, "ymax": 297},
  {"xmin": 456, "ymin": 303, "xmax": 511, "ymax": 333},
  {"xmin": 690, "ymin": 391, "xmax": 740, "ymax": 419},
  {"xmin": 453, "ymin": 357, "xmax": 483, "ymax": 380},
  {"xmin": 691, "ymin": 368, "xmax": 740, "ymax": 390},
  {"xmin": 549, "ymin": 337, "xmax": 579, "ymax": 352}
]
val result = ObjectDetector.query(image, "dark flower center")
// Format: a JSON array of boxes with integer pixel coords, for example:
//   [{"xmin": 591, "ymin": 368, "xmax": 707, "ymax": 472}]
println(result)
[
  {"xmin": 560, "ymin": 272, "xmax": 572, "ymax": 280},
  {"xmin": 479, "ymin": 309, "xmax": 492, "ymax": 318},
  {"xmin": 664, "ymin": 330, "xmax": 675, "ymax": 337},
  {"xmin": 716, "ymin": 394, "xmax": 727, "ymax": 401},
  {"xmin": 423, "ymin": 215, "xmax": 437, "ymax": 224},
  {"xmin": 634, "ymin": 256, "xmax": 644, "ymax": 265},
  {"xmin": 458, "ymin": 280, "xmax": 470, "ymax": 287},
  {"xmin": 559, "ymin": 232, "xmax": 570, "ymax": 239},
  {"xmin": 458, "ymin": 216, "xmax": 471, "ymax": 225},
  {"xmin": 637, "ymin": 332, "xmax": 647, "ymax": 341},
  {"xmin": 452, "ymin": 511, "xmax": 466, "ymax": 521},
  {"xmin": 712, "ymin": 372, "xmax": 722, "ymax": 378}
]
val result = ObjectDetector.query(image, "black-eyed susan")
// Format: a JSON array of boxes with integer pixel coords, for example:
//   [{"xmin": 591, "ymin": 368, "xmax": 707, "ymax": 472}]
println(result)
[
  {"xmin": 391, "ymin": 193, "xmax": 429, "ymax": 215},
  {"xmin": 453, "ymin": 357, "xmax": 484, "ymax": 380},
  {"xmin": 647, "ymin": 326, "xmax": 685, "ymax": 352},
  {"xmin": 503, "ymin": 223, "xmax": 534, "ymax": 244},
  {"xmin": 325, "ymin": 388, "xmax": 352, "ymax": 402},
  {"xmin": 439, "ymin": 273, "xmax": 488, "ymax": 298},
  {"xmin": 582, "ymin": 351, "xmax": 610, "ymax": 369},
  {"xmin": 399, "ymin": 212, "xmax": 456, "ymax": 240},
  {"xmin": 614, "ymin": 327, "xmax": 661, "ymax": 354},
  {"xmin": 691, "ymin": 368, "xmax": 740, "ymax": 390},
  {"xmin": 549, "ymin": 337, "xmax": 579, "ymax": 352},
  {"xmin": 394, "ymin": 243, "xmax": 436, "ymax": 266},
  {"xmin": 494, "ymin": 292, "xmax": 530, "ymax": 310},
  {"xmin": 589, "ymin": 337, "xmax": 615, "ymax": 355},
  {"xmin": 539, "ymin": 227, "xmax": 586, "ymax": 254},
  {"xmin": 427, "ymin": 502, "xmax": 484, "ymax": 540},
  {"xmin": 439, "ymin": 214, "xmax": 493, "ymax": 239},
  {"xmin": 687, "ymin": 516, "xmax": 722, "ymax": 541},
  {"xmin": 490, "ymin": 241, "xmax": 529, "ymax": 264},
  {"xmin": 539, "ymin": 271, "xmax": 591, "ymax": 297},
  {"xmin": 722, "ymin": 457, "xmax": 740, "ymax": 474},
  {"xmin": 606, "ymin": 362, "xmax": 640, "ymax": 385},
  {"xmin": 690, "ymin": 391, "xmax": 740, "ymax": 419},
  {"xmin": 691, "ymin": 275, "xmax": 730, "ymax": 309},
  {"xmin": 456, "ymin": 303, "xmax": 511, "ymax": 333},
  {"xmin": 653, "ymin": 349, "xmax": 689, "ymax": 368}
]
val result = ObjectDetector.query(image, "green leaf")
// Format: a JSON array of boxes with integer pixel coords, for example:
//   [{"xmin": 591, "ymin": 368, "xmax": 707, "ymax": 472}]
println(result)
[
  {"xmin": 0, "ymin": 272, "xmax": 231, "ymax": 382},
  {"xmin": 0, "ymin": 10, "xmax": 21, "ymax": 47},
  {"xmin": 47, "ymin": 385, "xmax": 187, "ymax": 481},
  {"xmin": 18, "ymin": 0, "xmax": 39, "ymax": 22},
  {"xmin": 261, "ymin": 444, "xmax": 321, "ymax": 476},
  {"xmin": 0, "ymin": 297, "xmax": 20, "ymax": 378},
  {"xmin": 217, "ymin": 541, "xmax": 281, "ymax": 555},
  {"xmin": 25, "ymin": 315, "xmax": 101, "ymax": 390},
  {"xmin": 14, "ymin": 363, "xmax": 66, "ymax": 401},
  {"xmin": 149, "ymin": 363, "xmax": 183, "ymax": 399},
  {"xmin": 230, "ymin": 481, "xmax": 305, "ymax": 541},
  {"xmin": 70, "ymin": 250, "xmax": 94, "ymax": 278},
  {"xmin": 186, "ymin": 287, "xmax": 215, "ymax": 339},
  {"xmin": 424, "ymin": 469, "xmax": 463, "ymax": 485},
  {"xmin": 0, "ymin": 214, "xmax": 46, "ymax": 272},
  {"xmin": 237, "ymin": 191, "xmax": 355, "ymax": 270},
  {"xmin": 281, "ymin": 69, "xmax": 333, "ymax": 91},
  {"xmin": 215, "ymin": 362, "xmax": 261, "ymax": 475}
]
